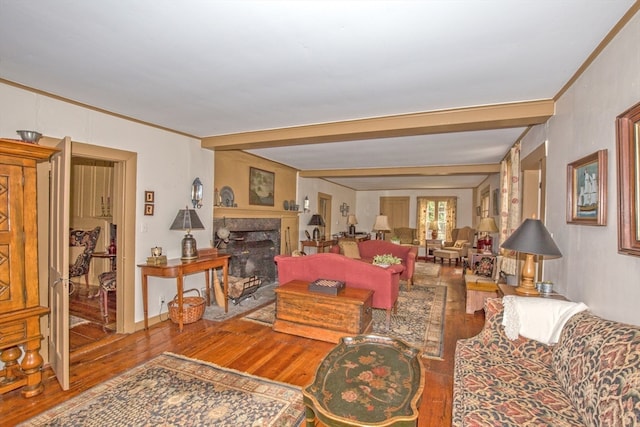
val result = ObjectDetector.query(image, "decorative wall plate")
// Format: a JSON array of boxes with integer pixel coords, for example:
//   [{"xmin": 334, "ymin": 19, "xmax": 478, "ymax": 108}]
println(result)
[{"xmin": 220, "ymin": 186, "xmax": 234, "ymax": 207}]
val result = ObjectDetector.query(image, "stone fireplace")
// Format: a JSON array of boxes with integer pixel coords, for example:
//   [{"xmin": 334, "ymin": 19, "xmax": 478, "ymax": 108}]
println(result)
[{"xmin": 212, "ymin": 218, "xmax": 280, "ymax": 284}]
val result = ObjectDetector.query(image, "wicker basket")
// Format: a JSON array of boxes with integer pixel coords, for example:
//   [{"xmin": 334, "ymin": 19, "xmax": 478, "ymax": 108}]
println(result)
[{"xmin": 168, "ymin": 288, "xmax": 205, "ymax": 324}]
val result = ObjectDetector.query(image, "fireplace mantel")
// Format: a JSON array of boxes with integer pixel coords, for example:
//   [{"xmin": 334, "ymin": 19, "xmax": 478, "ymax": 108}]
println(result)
[{"xmin": 214, "ymin": 207, "xmax": 299, "ymax": 220}]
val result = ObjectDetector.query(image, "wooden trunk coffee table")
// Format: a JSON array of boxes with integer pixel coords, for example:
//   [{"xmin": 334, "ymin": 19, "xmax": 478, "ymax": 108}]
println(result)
[{"xmin": 273, "ymin": 280, "xmax": 373, "ymax": 343}]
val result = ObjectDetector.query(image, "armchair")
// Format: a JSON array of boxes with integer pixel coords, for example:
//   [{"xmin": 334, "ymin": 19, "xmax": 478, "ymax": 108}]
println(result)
[
  {"xmin": 443, "ymin": 226, "xmax": 475, "ymax": 259},
  {"xmin": 392, "ymin": 227, "xmax": 419, "ymax": 246},
  {"xmin": 69, "ymin": 226, "xmax": 101, "ymax": 291}
]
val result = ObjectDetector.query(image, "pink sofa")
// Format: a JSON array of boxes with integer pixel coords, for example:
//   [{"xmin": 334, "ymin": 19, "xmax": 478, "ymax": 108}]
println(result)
[
  {"xmin": 330, "ymin": 239, "xmax": 418, "ymax": 290},
  {"xmin": 274, "ymin": 253, "xmax": 404, "ymax": 328}
]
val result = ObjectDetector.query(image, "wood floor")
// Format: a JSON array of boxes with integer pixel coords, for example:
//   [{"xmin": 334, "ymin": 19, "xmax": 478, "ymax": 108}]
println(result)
[{"xmin": 1, "ymin": 263, "xmax": 485, "ymax": 426}]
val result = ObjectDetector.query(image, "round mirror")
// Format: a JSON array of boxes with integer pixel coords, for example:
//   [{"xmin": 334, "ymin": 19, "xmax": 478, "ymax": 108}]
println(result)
[{"xmin": 191, "ymin": 177, "xmax": 203, "ymax": 209}]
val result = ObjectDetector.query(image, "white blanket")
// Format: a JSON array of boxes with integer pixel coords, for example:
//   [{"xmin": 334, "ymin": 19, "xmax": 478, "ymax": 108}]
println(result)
[{"xmin": 502, "ymin": 295, "xmax": 588, "ymax": 345}]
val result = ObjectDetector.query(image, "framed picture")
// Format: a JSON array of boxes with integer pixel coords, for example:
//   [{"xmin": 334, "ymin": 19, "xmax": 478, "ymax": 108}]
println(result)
[
  {"xmin": 144, "ymin": 203, "xmax": 154, "ymax": 216},
  {"xmin": 249, "ymin": 167, "xmax": 274, "ymax": 206},
  {"xmin": 566, "ymin": 149, "xmax": 607, "ymax": 225},
  {"xmin": 616, "ymin": 101, "xmax": 640, "ymax": 256},
  {"xmin": 492, "ymin": 189, "xmax": 499, "ymax": 215},
  {"xmin": 145, "ymin": 191, "xmax": 155, "ymax": 203}
]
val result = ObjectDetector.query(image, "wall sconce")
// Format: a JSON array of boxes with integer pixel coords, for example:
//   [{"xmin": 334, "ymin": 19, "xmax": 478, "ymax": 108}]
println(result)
[
  {"xmin": 191, "ymin": 177, "xmax": 203, "ymax": 209},
  {"xmin": 303, "ymin": 196, "xmax": 310, "ymax": 213},
  {"xmin": 340, "ymin": 202, "xmax": 349, "ymax": 217}
]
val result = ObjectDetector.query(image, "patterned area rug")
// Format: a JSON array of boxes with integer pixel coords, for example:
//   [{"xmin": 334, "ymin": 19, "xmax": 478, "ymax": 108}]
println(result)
[
  {"xmin": 22, "ymin": 352, "xmax": 304, "ymax": 426},
  {"xmin": 244, "ymin": 282, "xmax": 447, "ymax": 360},
  {"xmin": 413, "ymin": 261, "xmax": 441, "ymax": 280}
]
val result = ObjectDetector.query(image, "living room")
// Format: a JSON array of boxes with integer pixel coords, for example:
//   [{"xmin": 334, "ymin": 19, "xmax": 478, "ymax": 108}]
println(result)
[{"xmin": 1, "ymin": 2, "xmax": 640, "ymax": 423}]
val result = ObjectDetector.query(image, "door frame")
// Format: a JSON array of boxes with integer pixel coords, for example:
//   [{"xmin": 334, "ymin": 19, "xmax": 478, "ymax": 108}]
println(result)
[{"xmin": 39, "ymin": 138, "xmax": 137, "ymax": 335}]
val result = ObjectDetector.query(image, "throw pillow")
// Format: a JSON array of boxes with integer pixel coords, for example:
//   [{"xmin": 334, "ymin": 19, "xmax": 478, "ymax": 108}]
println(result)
[
  {"xmin": 339, "ymin": 241, "xmax": 361, "ymax": 259},
  {"xmin": 453, "ymin": 239, "xmax": 468, "ymax": 249},
  {"xmin": 474, "ymin": 256, "xmax": 494, "ymax": 277}
]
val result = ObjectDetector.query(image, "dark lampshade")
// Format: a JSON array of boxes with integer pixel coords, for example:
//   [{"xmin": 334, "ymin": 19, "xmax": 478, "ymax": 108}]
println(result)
[
  {"xmin": 170, "ymin": 207, "xmax": 205, "ymax": 260},
  {"xmin": 308, "ymin": 214, "xmax": 325, "ymax": 240},
  {"xmin": 501, "ymin": 218, "xmax": 562, "ymax": 295}
]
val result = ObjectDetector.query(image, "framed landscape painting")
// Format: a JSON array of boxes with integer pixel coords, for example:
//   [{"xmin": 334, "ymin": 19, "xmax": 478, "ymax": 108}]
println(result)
[
  {"xmin": 566, "ymin": 149, "xmax": 607, "ymax": 225},
  {"xmin": 249, "ymin": 167, "xmax": 274, "ymax": 206}
]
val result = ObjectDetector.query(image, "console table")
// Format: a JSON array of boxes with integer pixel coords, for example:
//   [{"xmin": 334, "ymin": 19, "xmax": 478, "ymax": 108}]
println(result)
[
  {"xmin": 300, "ymin": 239, "xmax": 337, "ymax": 254},
  {"xmin": 138, "ymin": 254, "xmax": 230, "ymax": 332}
]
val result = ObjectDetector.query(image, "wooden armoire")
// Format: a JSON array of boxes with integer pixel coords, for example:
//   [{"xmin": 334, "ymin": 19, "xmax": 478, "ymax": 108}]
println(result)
[{"xmin": 0, "ymin": 138, "xmax": 57, "ymax": 397}]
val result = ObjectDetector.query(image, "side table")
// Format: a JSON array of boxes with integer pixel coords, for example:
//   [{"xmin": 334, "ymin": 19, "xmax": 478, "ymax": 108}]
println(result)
[{"xmin": 303, "ymin": 335, "xmax": 424, "ymax": 427}]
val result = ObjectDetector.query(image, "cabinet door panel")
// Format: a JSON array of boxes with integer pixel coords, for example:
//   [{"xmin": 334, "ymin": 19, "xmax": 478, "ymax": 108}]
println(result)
[{"xmin": 0, "ymin": 164, "xmax": 25, "ymax": 312}]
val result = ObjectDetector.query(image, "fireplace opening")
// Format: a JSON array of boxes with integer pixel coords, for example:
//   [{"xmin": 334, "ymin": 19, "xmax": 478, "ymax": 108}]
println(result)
[{"xmin": 212, "ymin": 218, "xmax": 280, "ymax": 284}]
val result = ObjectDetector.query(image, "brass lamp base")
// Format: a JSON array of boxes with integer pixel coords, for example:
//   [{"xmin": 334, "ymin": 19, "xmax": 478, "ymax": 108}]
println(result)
[
  {"xmin": 181, "ymin": 233, "xmax": 199, "ymax": 261},
  {"xmin": 514, "ymin": 253, "xmax": 539, "ymax": 296}
]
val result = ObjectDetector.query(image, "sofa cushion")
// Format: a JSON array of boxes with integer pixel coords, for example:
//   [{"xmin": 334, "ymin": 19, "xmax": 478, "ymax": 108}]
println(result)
[
  {"xmin": 339, "ymin": 241, "xmax": 361, "ymax": 259},
  {"xmin": 552, "ymin": 311, "xmax": 640, "ymax": 426}
]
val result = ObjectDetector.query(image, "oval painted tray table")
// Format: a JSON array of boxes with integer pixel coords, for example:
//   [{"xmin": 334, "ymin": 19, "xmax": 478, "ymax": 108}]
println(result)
[{"xmin": 302, "ymin": 334, "xmax": 425, "ymax": 426}]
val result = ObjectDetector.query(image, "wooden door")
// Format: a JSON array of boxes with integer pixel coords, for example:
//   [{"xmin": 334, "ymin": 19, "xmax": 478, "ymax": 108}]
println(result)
[
  {"xmin": 48, "ymin": 137, "xmax": 71, "ymax": 390},
  {"xmin": 380, "ymin": 196, "xmax": 410, "ymax": 237}
]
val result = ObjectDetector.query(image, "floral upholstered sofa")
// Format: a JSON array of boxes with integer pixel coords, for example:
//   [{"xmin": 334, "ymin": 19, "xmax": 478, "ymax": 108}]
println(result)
[{"xmin": 453, "ymin": 297, "xmax": 640, "ymax": 426}]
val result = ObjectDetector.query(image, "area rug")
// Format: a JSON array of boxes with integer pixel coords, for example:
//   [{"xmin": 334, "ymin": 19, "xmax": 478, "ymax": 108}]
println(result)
[
  {"xmin": 244, "ymin": 283, "xmax": 447, "ymax": 360},
  {"xmin": 69, "ymin": 315, "xmax": 91, "ymax": 328},
  {"xmin": 201, "ymin": 282, "xmax": 276, "ymax": 322},
  {"xmin": 21, "ymin": 352, "xmax": 305, "ymax": 426},
  {"xmin": 412, "ymin": 261, "xmax": 441, "ymax": 281}
]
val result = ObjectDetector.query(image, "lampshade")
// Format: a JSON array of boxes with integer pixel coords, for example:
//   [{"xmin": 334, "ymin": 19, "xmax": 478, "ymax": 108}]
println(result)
[
  {"xmin": 372, "ymin": 215, "xmax": 391, "ymax": 240},
  {"xmin": 347, "ymin": 214, "xmax": 358, "ymax": 225},
  {"xmin": 501, "ymin": 219, "xmax": 561, "ymax": 257},
  {"xmin": 308, "ymin": 214, "xmax": 325, "ymax": 240},
  {"xmin": 307, "ymin": 214, "xmax": 325, "ymax": 227},
  {"xmin": 477, "ymin": 217, "xmax": 499, "ymax": 233},
  {"xmin": 170, "ymin": 207, "xmax": 205, "ymax": 260},
  {"xmin": 501, "ymin": 218, "xmax": 562, "ymax": 295},
  {"xmin": 372, "ymin": 215, "xmax": 391, "ymax": 231}
]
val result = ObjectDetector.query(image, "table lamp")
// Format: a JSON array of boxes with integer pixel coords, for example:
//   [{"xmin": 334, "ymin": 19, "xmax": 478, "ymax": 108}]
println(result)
[
  {"xmin": 429, "ymin": 221, "xmax": 439, "ymax": 239},
  {"xmin": 477, "ymin": 217, "xmax": 499, "ymax": 253},
  {"xmin": 372, "ymin": 215, "xmax": 391, "ymax": 240},
  {"xmin": 170, "ymin": 206, "xmax": 205, "ymax": 260},
  {"xmin": 308, "ymin": 214, "xmax": 325, "ymax": 240},
  {"xmin": 347, "ymin": 214, "xmax": 358, "ymax": 235},
  {"xmin": 500, "ymin": 218, "xmax": 562, "ymax": 295}
]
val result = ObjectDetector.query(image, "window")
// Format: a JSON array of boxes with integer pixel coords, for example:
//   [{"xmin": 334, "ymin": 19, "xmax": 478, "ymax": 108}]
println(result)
[
  {"xmin": 480, "ymin": 188, "xmax": 490, "ymax": 218},
  {"xmin": 417, "ymin": 197, "xmax": 457, "ymax": 244}
]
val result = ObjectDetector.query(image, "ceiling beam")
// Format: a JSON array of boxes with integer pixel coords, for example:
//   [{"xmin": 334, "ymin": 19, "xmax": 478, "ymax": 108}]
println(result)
[
  {"xmin": 201, "ymin": 99, "xmax": 554, "ymax": 150},
  {"xmin": 300, "ymin": 164, "xmax": 501, "ymax": 178}
]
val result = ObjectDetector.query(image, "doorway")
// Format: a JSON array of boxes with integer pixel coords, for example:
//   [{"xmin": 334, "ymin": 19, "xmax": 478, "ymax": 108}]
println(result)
[
  {"xmin": 68, "ymin": 157, "xmax": 117, "ymax": 349},
  {"xmin": 38, "ymin": 139, "xmax": 137, "ymax": 362}
]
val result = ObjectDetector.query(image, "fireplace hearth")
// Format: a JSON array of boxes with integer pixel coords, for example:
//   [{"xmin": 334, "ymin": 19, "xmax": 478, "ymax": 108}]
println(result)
[{"xmin": 212, "ymin": 218, "xmax": 280, "ymax": 284}]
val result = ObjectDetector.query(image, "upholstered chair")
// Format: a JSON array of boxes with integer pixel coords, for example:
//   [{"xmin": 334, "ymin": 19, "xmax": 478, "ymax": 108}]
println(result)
[
  {"xmin": 69, "ymin": 226, "xmax": 101, "ymax": 290},
  {"xmin": 392, "ymin": 227, "xmax": 420, "ymax": 246},
  {"xmin": 443, "ymin": 226, "xmax": 475, "ymax": 259}
]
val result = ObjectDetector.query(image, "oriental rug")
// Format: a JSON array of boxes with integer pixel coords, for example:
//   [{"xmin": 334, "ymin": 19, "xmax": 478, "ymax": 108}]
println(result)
[
  {"xmin": 22, "ymin": 352, "xmax": 304, "ymax": 426},
  {"xmin": 243, "ymin": 283, "xmax": 447, "ymax": 360}
]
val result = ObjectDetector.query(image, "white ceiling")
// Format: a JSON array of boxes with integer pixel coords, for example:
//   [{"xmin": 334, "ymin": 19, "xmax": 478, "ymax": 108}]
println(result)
[{"xmin": 0, "ymin": 1, "xmax": 635, "ymax": 190}]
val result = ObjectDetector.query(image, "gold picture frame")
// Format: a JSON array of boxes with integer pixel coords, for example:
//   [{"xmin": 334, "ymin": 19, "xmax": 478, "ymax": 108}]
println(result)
[
  {"xmin": 566, "ymin": 149, "xmax": 607, "ymax": 225},
  {"xmin": 249, "ymin": 167, "xmax": 274, "ymax": 206},
  {"xmin": 616, "ymin": 101, "xmax": 640, "ymax": 256}
]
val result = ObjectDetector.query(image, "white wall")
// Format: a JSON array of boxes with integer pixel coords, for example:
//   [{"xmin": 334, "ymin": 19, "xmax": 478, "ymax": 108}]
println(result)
[
  {"xmin": 0, "ymin": 82, "xmax": 214, "ymax": 324},
  {"xmin": 520, "ymin": 11, "xmax": 640, "ymax": 325},
  {"xmin": 356, "ymin": 188, "xmax": 474, "ymax": 240},
  {"xmin": 297, "ymin": 177, "xmax": 357, "ymax": 244}
]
